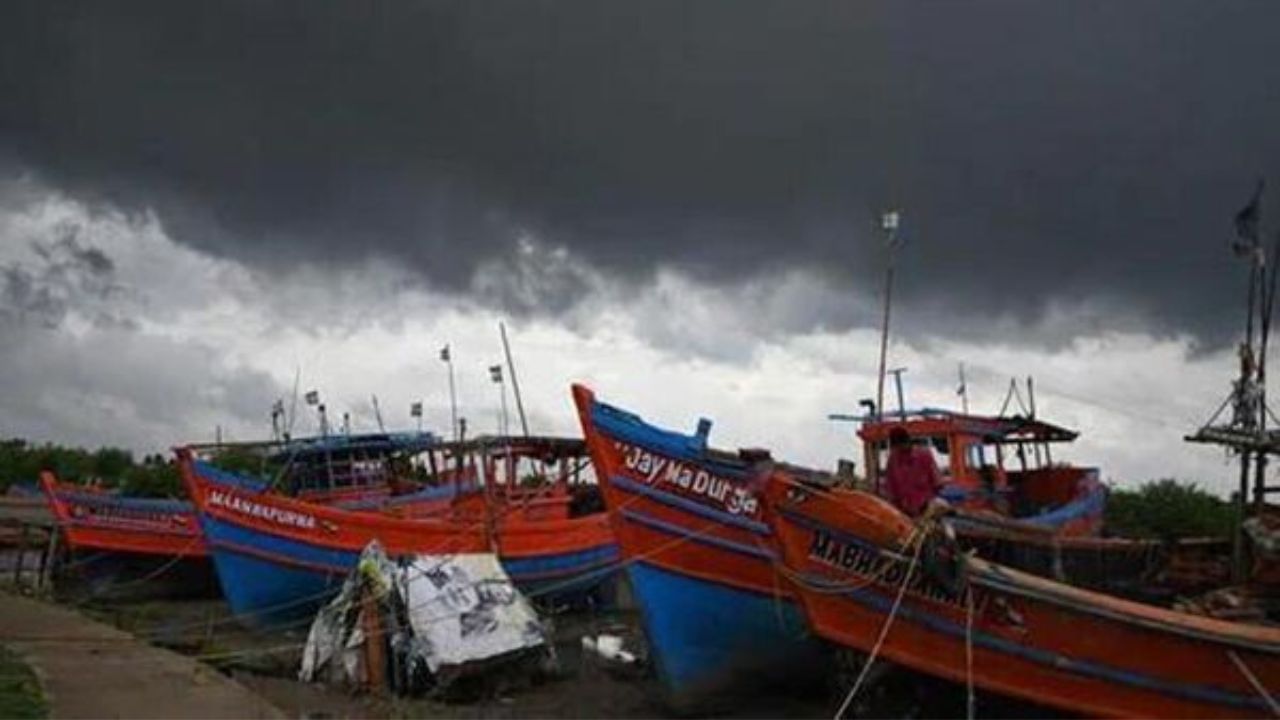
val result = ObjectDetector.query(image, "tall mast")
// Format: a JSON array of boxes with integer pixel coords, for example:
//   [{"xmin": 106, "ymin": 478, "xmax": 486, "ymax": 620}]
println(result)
[
  {"xmin": 440, "ymin": 344, "xmax": 458, "ymax": 441},
  {"xmin": 875, "ymin": 210, "xmax": 901, "ymax": 420},
  {"xmin": 500, "ymin": 322, "xmax": 530, "ymax": 437}
]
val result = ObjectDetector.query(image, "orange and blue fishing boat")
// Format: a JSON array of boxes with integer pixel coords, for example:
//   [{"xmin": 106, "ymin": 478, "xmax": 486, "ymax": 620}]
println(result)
[
  {"xmin": 572, "ymin": 385, "xmax": 825, "ymax": 710},
  {"xmin": 38, "ymin": 431, "xmax": 473, "ymax": 598},
  {"xmin": 576, "ymin": 384, "xmax": 1278, "ymax": 716},
  {"xmin": 765, "ymin": 469, "xmax": 1280, "ymax": 718},
  {"xmin": 179, "ymin": 435, "xmax": 619, "ymax": 625}
]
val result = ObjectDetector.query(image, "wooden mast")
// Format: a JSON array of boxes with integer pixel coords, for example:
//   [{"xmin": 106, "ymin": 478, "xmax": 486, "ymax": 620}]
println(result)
[{"xmin": 875, "ymin": 210, "xmax": 901, "ymax": 422}]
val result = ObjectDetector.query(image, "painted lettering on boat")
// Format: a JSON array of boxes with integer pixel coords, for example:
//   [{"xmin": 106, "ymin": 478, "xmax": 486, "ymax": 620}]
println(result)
[
  {"xmin": 68, "ymin": 501, "xmax": 190, "ymax": 528},
  {"xmin": 808, "ymin": 531, "xmax": 961, "ymax": 607},
  {"xmin": 208, "ymin": 489, "xmax": 317, "ymax": 530},
  {"xmin": 617, "ymin": 442, "xmax": 759, "ymax": 517}
]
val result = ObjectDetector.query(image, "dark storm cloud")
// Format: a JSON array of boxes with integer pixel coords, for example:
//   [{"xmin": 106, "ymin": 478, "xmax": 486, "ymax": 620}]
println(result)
[
  {"xmin": 2, "ymin": 1, "xmax": 1278, "ymax": 344},
  {"xmin": 1, "ymin": 224, "xmax": 132, "ymax": 330}
]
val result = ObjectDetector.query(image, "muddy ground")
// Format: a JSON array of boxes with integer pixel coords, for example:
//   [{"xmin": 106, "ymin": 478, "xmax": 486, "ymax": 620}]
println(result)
[
  {"xmin": 75, "ymin": 594, "xmax": 841, "ymax": 719},
  {"xmin": 62, "ymin": 590, "xmax": 1060, "ymax": 719}
]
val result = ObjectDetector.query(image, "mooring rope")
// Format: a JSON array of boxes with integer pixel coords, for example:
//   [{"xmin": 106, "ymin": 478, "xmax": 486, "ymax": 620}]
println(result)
[
  {"xmin": 1228, "ymin": 650, "xmax": 1280, "ymax": 718},
  {"xmin": 831, "ymin": 522, "xmax": 928, "ymax": 720},
  {"xmin": 965, "ymin": 585, "xmax": 976, "ymax": 720},
  {"xmin": 71, "ymin": 533, "xmax": 206, "ymax": 601}
]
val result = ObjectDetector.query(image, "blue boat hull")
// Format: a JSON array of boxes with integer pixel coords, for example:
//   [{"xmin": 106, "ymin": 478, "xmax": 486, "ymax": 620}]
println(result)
[
  {"xmin": 627, "ymin": 561, "xmax": 827, "ymax": 710},
  {"xmin": 199, "ymin": 511, "xmax": 620, "ymax": 625}
]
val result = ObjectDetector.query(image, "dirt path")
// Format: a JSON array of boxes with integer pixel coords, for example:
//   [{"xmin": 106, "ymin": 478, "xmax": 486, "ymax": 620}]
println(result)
[{"xmin": 0, "ymin": 592, "xmax": 282, "ymax": 719}]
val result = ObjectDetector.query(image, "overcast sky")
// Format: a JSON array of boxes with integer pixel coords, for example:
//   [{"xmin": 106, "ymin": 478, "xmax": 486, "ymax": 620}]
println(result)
[{"xmin": 2, "ymin": 1, "xmax": 1278, "ymax": 493}]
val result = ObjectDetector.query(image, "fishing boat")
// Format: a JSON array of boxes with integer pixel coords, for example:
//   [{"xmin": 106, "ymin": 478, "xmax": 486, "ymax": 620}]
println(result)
[
  {"xmin": 765, "ymin": 469, "xmax": 1280, "ymax": 718},
  {"xmin": 575, "ymin": 385, "xmax": 1279, "ymax": 716},
  {"xmin": 39, "ymin": 471, "xmax": 216, "ymax": 598},
  {"xmin": 38, "ymin": 431, "xmax": 465, "ymax": 599},
  {"xmin": 842, "ymin": 408, "xmax": 1207, "ymax": 598},
  {"xmin": 572, "ymin": 385, "xmax": 826, "ymax": 711},
  {"xmin": 179, "ymin": 435, "xmax": 619, "ymax": 625}
]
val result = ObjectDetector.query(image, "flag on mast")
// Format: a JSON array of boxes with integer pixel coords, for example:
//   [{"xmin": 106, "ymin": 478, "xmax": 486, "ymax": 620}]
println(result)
[
  {"xmin": 1233, "ymin": 179, "xmax": 1264, "ymax": 254},
  {"xmin": 489, "ymin": 365, "xmax": 503, "ymax": 383},
  {"xmin": 440, "ymin": 345, "xmax": 451, "ymax": 362},
  {"xmin": 304, "ymin": 390, "xmax": 319, "ymax": 406},
  {"xmin": 410, "ymin": 401, "xmax": 423, "ymax": 418}
]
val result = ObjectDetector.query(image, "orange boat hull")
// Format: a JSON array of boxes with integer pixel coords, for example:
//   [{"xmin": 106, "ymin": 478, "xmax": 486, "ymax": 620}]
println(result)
[{"xmin": 767, "ymin": 478, "xmax": 1280, "ymax": 718}]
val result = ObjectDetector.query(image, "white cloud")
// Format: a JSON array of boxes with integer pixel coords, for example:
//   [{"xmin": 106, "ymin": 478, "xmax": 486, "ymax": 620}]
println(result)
[{"xmin": 0, "ymin": 180, "xmax": 1252, "ymax": 495}]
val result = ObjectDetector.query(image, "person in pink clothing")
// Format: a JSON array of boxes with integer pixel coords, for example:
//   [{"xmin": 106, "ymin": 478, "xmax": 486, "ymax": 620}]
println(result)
[{"xmin": 883, "ymin": 426, "xmax": 943, "ymax": 517}]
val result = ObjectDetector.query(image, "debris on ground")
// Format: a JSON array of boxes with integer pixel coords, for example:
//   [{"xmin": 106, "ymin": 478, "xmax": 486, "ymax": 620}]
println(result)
[{"xmin": 299, "ymin": 542, "xmax": 556, "ymax": 699}]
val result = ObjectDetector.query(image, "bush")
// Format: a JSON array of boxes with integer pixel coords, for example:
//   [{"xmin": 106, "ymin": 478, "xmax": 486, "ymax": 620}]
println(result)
[
  {"xmin": 0, "ymin": 437, "xmax": 182, "ymax": 497},
  {"xmin": 1105, "ymin": 479, "xmax": 1236, "ymax": 540}
]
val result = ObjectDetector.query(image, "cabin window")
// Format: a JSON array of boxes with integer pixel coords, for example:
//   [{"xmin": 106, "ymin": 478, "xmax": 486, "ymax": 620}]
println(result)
[{"xmin": 967, "ymin": 444, "xmax": 986, "ymax": 469}]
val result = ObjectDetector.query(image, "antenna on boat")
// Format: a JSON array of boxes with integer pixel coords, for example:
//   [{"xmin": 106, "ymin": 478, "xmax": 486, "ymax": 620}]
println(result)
[
  {"xmin": 957, "ymin": 363, "xmax": 970, "ymax": 414},
  {"xmin": 270, "ymin": 398, "xmax": 285, "ymax": 442},
  {"xmin": 440, "ymin": 344, "xmax": 459, "ymax": 441},
  {"xmin": 1027, "ymin": 376, "xmax": 1037, "ymax": 419},
  {"xmin": 285, "ymin": 365, "xmax": 301, "ymax": 442},
  {"xmin": 875, "ymin": 209, "xmax": 903, "ymax": 421},
  {"xmin": 998, "ymin": 378, "xmax": 1030, "ymax": 417},
  {"xmin": 499, "ymin": 322, "xmax": 531, "ymax": 437},
  {"xmin": 371, "ymin": 394, "xmax": 386, "ymax": 433},
  {"xmin": 887, "ymin": 367, "xmax": 908, "ymax": 420}
]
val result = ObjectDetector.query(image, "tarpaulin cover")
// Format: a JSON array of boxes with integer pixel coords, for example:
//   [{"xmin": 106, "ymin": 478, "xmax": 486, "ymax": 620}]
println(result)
[
  {"xmin": 401, "ymin": 553, "xmax": 546, "ymax": 672},
  {"xmin": 299, "ymin": 541, "xmax": 548, "ymax": 686}
]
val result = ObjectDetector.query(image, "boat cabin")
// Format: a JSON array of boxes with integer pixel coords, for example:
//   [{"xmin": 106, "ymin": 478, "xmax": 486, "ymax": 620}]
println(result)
[
  {"xmin": 271, "ymin": 432, "xmax": 441, "ymax": 500},
  {"xmin": 854, "ymin": 409, "xmax": 1102, "ymax": 527},
  {"xmin": 188, "ymin": 432, "xmax": 600, "ymax": 522}
]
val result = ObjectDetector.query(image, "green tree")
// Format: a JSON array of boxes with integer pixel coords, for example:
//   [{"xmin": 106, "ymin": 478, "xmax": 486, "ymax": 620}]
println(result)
[
  {"xmin": 0, "ymin": 437, "xmax": 183, "ymax": 497},
  {"xmin": 91, "ymin": 447, "xmax": 134, "ymax": 481},
  {"xmin": 1105, "ymin": 479, "xmax": 1235, "ymax": 539}
]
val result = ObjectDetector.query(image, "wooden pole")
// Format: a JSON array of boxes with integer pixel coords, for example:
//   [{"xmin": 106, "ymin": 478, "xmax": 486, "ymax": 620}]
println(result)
[
  {"xmin": 14, "ymin": 523, "xmax": 28, "ymax": 587},
  {"xmin": 37, "ymin": 526, "xmax": 57, "ymax": 592},
  {"xmin": 1234, "ymin": 449, "xmax": 1251, "ymax": 584},
  {"xmin": 446, "ymin": 349, "xmax": 459, "ymax": 442},
  {"xmin": 1254, "ymin": 235, "xmax": 1280, "ymax": 511},
  {"xmin": 360, "ymin": 583, "xmax": 386, "ymax": 694},
  {"xmin": 500, "ymin": 322, "xmax": 530, "ymax": 437},
  {"xmin": 875, "ymin": 262, "xmax": 895, "ymax": 421}
]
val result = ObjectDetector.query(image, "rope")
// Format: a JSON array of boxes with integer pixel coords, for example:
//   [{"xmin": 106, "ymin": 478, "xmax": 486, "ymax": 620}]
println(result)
[
  {"xmin": 22, "ymin": 452, "xmax": 751, "ymax": 666},
  {"xmin": 831, "ymin": 522, "xmax": 929, "ymax": 720},
  {"xmin": 9, "ymin": 506, "xmax": 696, "ymax": 661},
  {"xmin": 1228, "ymin": 650, "xmax": 1280, "ymax": 718},
  {"xmin": 69, "ymin": 533, "xmax": 206, "ymax": 601},
  {"xmin": 179, "ymin": 514, "xmax": 718, "ymax": 669},
  {"xmin": 965, "ymin": 585, "xmax": 976, "ymax": 720}
]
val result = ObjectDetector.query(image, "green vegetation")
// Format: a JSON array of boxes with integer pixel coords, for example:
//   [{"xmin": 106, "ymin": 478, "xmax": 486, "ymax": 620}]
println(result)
[
  {"xmin": 1105, "ymin": 479, "xmax": 1236, "ymax": 539},
  {"xmin": 0, "ymin": 438, "xmax": 180, "ymax": 497},
  {"xmin": 0, "ymin": 645, "xmax": 47, "ymax": 719}
]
